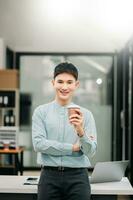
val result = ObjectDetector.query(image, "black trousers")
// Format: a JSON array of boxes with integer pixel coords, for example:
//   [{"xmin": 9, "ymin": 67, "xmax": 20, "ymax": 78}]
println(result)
[{"xmin": 38, "ymin": 167, "xmax": 91, "ymax": 200}]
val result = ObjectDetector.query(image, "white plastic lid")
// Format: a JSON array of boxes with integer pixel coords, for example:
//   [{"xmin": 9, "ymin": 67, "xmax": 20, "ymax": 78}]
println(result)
[{"xmin": 67, "ymin": 105, "xmax": 80, "ymax": 109}]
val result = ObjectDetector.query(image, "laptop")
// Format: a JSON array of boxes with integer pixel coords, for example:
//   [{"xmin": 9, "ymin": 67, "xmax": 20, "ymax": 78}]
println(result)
[{"xmin": 89, "ymin": 160, "xmax": 129, "ymax": 184}]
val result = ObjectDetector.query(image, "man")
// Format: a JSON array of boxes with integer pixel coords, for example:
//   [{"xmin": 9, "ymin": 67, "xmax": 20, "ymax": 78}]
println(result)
[{"xmin": 32, "ymin": 62, "xmax": 97, "ymax": 200}]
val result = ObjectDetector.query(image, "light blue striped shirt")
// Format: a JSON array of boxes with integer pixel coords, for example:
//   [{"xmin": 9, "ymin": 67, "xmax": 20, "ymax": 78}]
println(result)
[{"xmin": 32, "ymin": 100, "xmax": 97, "ymax": 168}]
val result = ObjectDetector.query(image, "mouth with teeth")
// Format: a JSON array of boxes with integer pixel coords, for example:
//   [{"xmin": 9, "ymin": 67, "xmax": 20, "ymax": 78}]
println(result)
[{"xmin": 59, "ymin": 90, "xmax": 69, "ymax": 96}]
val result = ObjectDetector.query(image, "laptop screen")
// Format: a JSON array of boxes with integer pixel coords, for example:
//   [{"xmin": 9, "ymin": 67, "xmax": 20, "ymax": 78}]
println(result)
[{"xmin": 90, "ymin": 160, "xmax": 129, "ymax": 183}]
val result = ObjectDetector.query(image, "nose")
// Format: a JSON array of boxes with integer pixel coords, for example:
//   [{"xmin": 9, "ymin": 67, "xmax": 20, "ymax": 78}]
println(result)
[{"xmin": 62, "ymin": 83, "xmax": 68, "ymax": 90}]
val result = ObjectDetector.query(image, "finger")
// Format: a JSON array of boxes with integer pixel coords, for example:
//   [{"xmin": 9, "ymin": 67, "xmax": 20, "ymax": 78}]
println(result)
[
  {"xmin": 70, "ymin": 122, "xmax": 79, "ymax": 126},
  {"xmin": 74, "ymin": 109, "xmax": 83, "ymax": 116},
  {"xmin": 69, "ymin": 119, "xmax": 82, "ymax": 124},
  {"xmin": 69, "ymin": 114, "xmax": 82, "ymax": 119},
  {"xmin": 70, "ymin": 117, "xmax": 81, "ymax": 121}
]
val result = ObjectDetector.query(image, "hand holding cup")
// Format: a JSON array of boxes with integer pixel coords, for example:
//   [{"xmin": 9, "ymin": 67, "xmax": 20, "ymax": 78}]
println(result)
[{"xmin": 67, "ymin": 105, "xmax": 84, "ymax": 137}]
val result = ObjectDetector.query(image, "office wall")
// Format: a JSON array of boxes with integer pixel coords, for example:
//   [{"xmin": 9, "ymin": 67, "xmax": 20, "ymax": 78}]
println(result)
[{"xmin": 0, "ymin": 38, "xmax": 6, "ymax": 68}]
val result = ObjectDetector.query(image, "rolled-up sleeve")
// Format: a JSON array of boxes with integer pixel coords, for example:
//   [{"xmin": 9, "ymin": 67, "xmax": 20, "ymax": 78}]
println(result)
[
  {"xmin": 32, "ymin": 107, "xmax": 73, "ymax": 156},
  {"xmin": 79, "ymin": 111, "xmax": 97, "ymax": 157}
]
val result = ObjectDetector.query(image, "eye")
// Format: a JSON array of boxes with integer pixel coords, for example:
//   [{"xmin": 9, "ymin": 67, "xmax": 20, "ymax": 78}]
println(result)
[
  {"xmin": 57, "ymin": 80, "xmax": 63, "ymax": 83},
  {"xmin": 68, "ymin": 81, "xmax": 73, "ymax": 84}
]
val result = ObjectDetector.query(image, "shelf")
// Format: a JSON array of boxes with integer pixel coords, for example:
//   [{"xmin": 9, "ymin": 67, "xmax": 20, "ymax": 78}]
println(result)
[
  {"xmin": 0, "ymin": 126, "xmax": 19, "ymax": 131},
  {"xmin": 0, "ymin": 145, "xmax": 24, "ymax": 175},
  {"xmin": 0, "ymin": 165, "xmax": 15, "ymax": 168},
  {"xmin": 0, "ymin": 89, "xmax": 19, "ymax": 127},
  {"xmin": 0, "ymin": 147, "xmax": 24, "ymax": 154},
  {"xmin": 0, "ymin": 107, "xmax": 15, "ymax": 110},
  {"xmin": 0, "ymin": 88, "xmax": 19, "ymax": 91}
]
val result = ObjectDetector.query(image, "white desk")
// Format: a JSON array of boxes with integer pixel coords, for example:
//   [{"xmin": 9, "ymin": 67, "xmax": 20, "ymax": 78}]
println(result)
[
  {"xmin": 91, "ymin": 177, "xmax": 133, "ymax": 195},
  {"xmin": 0, "ymin": 176, "xmax": 132, "ymax": 200}
]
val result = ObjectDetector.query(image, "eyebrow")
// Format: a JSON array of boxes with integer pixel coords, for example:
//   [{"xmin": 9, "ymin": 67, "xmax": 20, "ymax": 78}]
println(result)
[{"xmin": 57, "ymin": 79, "xmax": 74, "ymax": 82}]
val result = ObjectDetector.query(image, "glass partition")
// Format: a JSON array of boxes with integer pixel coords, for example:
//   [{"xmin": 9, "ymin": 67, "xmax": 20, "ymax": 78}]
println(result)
[{"xmin": 19, "ymin": 54, "xmax": 113, "ymax": 167}]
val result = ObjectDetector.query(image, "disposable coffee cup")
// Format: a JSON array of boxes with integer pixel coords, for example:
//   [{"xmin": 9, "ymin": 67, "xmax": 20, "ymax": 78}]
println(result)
[
  {"xmin": 67, "ymin": 105, "xmax": 81, "ymax": 145},
  {"xmin": 67, "ymin": 105, "xmax": 80, "ymax": 117}
]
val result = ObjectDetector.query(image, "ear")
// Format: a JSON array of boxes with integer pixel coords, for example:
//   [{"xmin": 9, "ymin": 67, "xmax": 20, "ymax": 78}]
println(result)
[
  {"xmin": 51, "ymin": 79, "xmax": 55, "ymax": 86},
  {"xmin": 76, "ymin": 80, "xmax": 80, "ymax": 88}
]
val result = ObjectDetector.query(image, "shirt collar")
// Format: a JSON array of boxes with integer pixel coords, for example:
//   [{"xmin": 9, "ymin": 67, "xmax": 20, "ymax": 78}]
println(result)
[{"xmin": 52, "ymin": 100, "xmax": 74, "ymax": 109}]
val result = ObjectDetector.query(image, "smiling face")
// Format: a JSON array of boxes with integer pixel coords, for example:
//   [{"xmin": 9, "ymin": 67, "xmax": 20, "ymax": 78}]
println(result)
[{"xmin": 52, "ymin": 73, "xmax": 79, "ymax": 105}]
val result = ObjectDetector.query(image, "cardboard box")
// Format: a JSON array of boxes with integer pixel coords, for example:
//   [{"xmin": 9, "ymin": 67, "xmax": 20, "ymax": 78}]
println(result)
[{"xmin": 0, "ymin": 70, "xmax": 19, "ymax": 89}]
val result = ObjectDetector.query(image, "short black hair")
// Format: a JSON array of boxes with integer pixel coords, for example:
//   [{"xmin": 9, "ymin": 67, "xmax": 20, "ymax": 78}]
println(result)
[{"xmin": 54, "ymin": 62, "xmax": 78, "ymax": 80}]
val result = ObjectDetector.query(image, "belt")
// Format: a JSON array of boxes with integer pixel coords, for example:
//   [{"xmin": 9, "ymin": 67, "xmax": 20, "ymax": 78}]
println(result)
[{"xmin": 43, "ymin": 166, "xmax": 85, "ymax": 171}]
